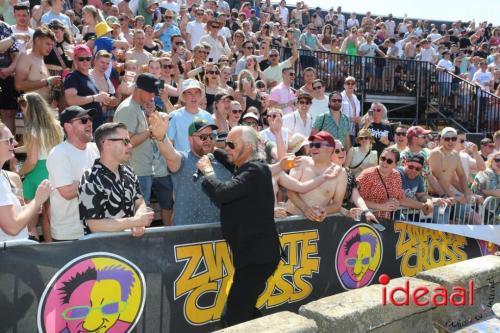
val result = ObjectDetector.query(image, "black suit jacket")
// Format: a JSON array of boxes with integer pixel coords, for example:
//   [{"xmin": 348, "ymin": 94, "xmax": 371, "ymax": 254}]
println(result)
[{"xmin": 202, "ymin": 155, "xmax": 281, "ymax": 269}]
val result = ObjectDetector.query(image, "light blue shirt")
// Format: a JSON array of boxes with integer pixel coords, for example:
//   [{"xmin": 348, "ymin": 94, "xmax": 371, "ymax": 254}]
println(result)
[
  {"xmin": 41, "ymin": 11, "xmax": 72, "ymax": 28},
  {"xmin": 167, "ymin": 107, "xmax": 214, "ymax": 152},
  {"xmin": 153, "ymin": 23, "xmax": 181, "ymax": 52}
]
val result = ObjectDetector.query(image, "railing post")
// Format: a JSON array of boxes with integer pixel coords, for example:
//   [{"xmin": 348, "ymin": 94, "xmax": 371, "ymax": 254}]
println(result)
[{"xmin": 475, "ymin": 85, "xmax": 481, "ymax": 133}]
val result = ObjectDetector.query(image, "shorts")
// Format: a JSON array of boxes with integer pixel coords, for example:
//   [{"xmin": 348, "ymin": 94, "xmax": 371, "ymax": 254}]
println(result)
[
  {"xmin": 0, "ymin": 76, "xmax": 19, "ymax": 109},
  {"xmin": 152, "ymin": 175, "xmax": 174, "ymax": 210},
  {"xmin": 23, "ymin": 160, "xmax": 48, "ymax": 200}
]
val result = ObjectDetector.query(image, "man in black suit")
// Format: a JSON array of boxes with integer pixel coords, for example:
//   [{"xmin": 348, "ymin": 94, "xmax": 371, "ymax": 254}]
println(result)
[{"xmin": 197, "ymin": 125, "xmax": 281, "ymax": 327}]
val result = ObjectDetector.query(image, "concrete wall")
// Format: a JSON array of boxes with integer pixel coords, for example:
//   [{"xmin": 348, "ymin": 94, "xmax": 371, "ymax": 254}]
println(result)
[{"xmin": 215, "ymin": 255, "xmax": 500, "ymax": 333}]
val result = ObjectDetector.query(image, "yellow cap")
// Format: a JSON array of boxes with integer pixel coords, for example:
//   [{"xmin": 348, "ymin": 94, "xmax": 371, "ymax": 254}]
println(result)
[{"xmin": 95, "ymin": 22, "xmax": 113, "ymax": 38}]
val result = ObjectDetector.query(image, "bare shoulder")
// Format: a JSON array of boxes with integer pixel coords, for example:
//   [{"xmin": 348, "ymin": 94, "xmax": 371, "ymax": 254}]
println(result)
[{"xmin": 5, "ymin": 171, "xmax": 22, "ymax": 189}]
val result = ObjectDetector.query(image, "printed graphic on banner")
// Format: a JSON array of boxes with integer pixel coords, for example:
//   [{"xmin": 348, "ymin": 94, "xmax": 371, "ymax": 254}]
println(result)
[
  {"xmin": 173, "ymin": 230, "xmax": 320, "ymax": 325},
  {"xmin": 394, "ymin": 222, "xmax": 468, "ymax": 277},
  {"xmin": 335, "ymin": 224, "xmax": 383, "ymax": 290},
  {"xmin": 477, "ymin": 239, "xmax": 498, "ymax": 256},
  {"xmin": 37, "ymin": 252, "xmax": 146, "ymax": 333}
]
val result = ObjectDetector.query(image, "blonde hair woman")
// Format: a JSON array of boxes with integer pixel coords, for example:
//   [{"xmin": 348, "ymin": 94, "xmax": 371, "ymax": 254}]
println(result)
[
  {"xmin": 82, "ymin": 5, "xmax": 104, "ymax": 41},
  {"xmin": 345, "ymin": 128, "xmax": 378, "ymax": 177},
  {"xmin": 17, "ymin": 93, "xmax": 63, "ymax": 241}
]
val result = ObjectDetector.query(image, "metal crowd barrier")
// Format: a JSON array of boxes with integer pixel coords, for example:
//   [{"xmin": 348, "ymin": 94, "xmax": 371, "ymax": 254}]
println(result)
[
  {"xmin": 434, "ymin": 69, "xmax": 500, "ymax": 134},
  {"xmin": 388, "ymin": 196, "xmax": 499, "ymax": 225},
  {"xmin": 279, "ymin": 47, "xmax": 500, "ymax": 134}
]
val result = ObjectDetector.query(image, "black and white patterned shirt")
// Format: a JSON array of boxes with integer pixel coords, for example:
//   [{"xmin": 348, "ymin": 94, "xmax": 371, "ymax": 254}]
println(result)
[{"xmin": 78, "ymin": 159, "xmax": 142, "ymax": 232}]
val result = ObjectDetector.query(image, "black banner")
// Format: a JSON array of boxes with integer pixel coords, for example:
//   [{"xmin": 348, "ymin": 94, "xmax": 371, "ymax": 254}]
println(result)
[{"xmin": 0, "ymin": 217, "xmax": 495, "ymax": 333}]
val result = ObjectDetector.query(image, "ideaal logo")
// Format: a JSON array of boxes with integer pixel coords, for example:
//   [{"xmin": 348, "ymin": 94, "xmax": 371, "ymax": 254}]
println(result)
[
  {"xmin": 394, "ymin": 222, "xmax": 467, "ymax": 277},
  {"xmin": 335, "ymin": 224, "xmax": 383, "ymax": 290},
  {"xmin": 174, "ymin": 230, "xmax": 320, "ymax": 325},
  {"xmin": 37, "ymin": 252, "xmax": 146, "ymax": 333}
]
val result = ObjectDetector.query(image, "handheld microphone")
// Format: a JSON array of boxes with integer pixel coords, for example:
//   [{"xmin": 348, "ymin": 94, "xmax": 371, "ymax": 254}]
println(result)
[{"xmin": 193, "ymin": 153, "xmax": 214, "ymax": 182}]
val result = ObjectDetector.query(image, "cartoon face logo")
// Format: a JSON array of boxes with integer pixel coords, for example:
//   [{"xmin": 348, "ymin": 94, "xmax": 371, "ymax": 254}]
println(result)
[
  {"xmin": 477, "ymin": 239, "xmax": 498, "ymax": 256},
  {"xmin": 37, "ymin": 253, "xmax": 146, "ymax": 333},
  {"xmin": 335, "ymin": 224, "xmax": 383, "ymax": 290}
]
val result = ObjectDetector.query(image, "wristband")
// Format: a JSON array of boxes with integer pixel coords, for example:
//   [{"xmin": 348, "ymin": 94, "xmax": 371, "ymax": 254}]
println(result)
[{"xmin": 92, "ymin": 95, "xmax": 95, "ymax": 103}]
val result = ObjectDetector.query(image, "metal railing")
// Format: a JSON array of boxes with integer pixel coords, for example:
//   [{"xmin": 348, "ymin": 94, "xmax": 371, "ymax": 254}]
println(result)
[
  {"xmin": 280, "ymin": 47, "xmax": 500, "ymax": 134},
  {"xmin": 387, "ymin": 196, "xmax": 499, "ymax": 225},
  {"xmin": 434, "ymin": 69, "xmax": 500, "ymax": 134}
]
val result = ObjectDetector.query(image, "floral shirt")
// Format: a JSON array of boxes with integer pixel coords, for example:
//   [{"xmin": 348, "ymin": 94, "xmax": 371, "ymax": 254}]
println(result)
[
  {"xmin": 471, "ymin": 169, "xmax": 500, "ymax": 196},
  {"xmin": 313, "ymin": 112, "xmax": 350, "ymax": 147},
  {"xmin": 356, "ymin": 166, "xmax": 405, "ymax": 218}
]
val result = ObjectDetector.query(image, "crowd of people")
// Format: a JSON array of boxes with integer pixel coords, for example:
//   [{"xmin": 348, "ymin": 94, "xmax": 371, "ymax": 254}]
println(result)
[{"xmin": 0, "ymin": 0, "xmax": 499, "ymax": 244}]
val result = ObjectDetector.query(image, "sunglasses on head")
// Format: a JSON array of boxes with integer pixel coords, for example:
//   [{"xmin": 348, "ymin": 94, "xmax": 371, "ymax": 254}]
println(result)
[
  {"xmin": 407, "ymin": 164, "xmax": 422, "ymax": 172},
  {"xmin": 298, "ymin": 100, "xmax": 311, "ymax": 105},
  {"xmin": 0, "ymin": 136, "xmax": 15, "ymax": 145},
  {"xmin": 443, "ymin": 136, "xmax": 458, "ymax": 142},
  {"xmin": 313, "ymin": 85, "xmax": 323, "ymax": 90},
  {"xmin": 193, "ymin": 133, "xmax": 216, "ymax": 141},
  {"xmin": 395, "ymin": 132, "xmax": 407, "ymax": 136},
  {"xmin": 106, "ymin": 137, "xmax": 131, "ymax": 145},
  {"xmin": 309, "ymin": 142, "xmax": 333, "ymax": 149},
  {"xmin": 334, "ymin": 147, "xmax": 346, "ymax": 154},
  {"xmin": 380, "ymin": 156, "xmax": 394, "ymax": 164},
  {"xmin": 71, "ymin": 116, "xmax": 92, "ymax": 124},
  {"xmin": 78, "ymin": 56, "xmax": 92, "ymax": 62},
  {"xmin": 225, "ymin": 140, "xmax": 237, "ymax": 149}
]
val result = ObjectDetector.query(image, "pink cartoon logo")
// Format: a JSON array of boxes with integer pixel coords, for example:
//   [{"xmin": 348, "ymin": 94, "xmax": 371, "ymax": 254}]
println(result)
[
  {"xmin": 335, "ymin": 224, "xmax": 383, "ymax": 290},
  {"xmin": 37, "ymin": 252, "xmax": 146, "ymax": 333}
]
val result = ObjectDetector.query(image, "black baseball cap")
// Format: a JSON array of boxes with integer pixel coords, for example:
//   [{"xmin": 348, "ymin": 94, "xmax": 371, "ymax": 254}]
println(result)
[
  {"xmin": 406, "ymin": 154, "xmax": 425, "ymax": 166},
  {"xmin": 214, "ymin": 93, "xmax": 234, "ymax": 103},
  {"xmin": 136, "ymin": 73, "xmax": 161, "ymax": 94},
  {"xmin": 60, "ymin": 106, "xmax": 96, "ymax": 125}
]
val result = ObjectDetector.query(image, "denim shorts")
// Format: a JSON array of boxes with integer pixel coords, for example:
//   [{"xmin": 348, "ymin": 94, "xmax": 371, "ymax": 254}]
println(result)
[{"xmin": 152, "ymin": 175, "xmax": 174, "ymax": 210}]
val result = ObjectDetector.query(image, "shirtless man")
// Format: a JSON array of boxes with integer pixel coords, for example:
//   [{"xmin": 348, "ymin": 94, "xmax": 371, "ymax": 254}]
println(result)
[
  {"xmin": 15, "ymin": 27, "xmax": 62, "ymax": 102},
  {"xmin": 286, "ymin": 131, "xmax": 347, "ymax": 222},
  {"xmin": 429, "ymin": 127, "xmax": 472, "ymax": 205},
  {"xmin": 125, "ymin": 29, "xmax": 152, "ymax": 73}
]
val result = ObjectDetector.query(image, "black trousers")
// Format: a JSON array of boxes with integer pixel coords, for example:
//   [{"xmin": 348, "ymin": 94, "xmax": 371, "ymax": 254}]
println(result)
[{"xmin": 222, "ymin": 262, "xmax": 279, "ymax": 327}]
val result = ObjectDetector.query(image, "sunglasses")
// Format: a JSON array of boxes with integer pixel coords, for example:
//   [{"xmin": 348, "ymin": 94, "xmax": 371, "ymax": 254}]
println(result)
[
  {"xmin": 288, "ymin": 72, "xmax": 295, "ymax": 76},
  {"xmin": 269, "ymin": 54, "xmax": 279, "ymax": 58},
  {"xmin": 345, "ymin": 82, "xmax": 355, "ymax": 86},
  {"xmin": 211, "ymin": 25, "xmax": 221, "ymax": 29},
  {"xmin": 225, "ymin": 140, "xmax": 237, "ymax": 149},
  {"xmin": 193, "ymin": 133, "xmax": 216, "ymax": 141},
  {"xmin": 371, "ymin": 108, "xmax": 383, "ymax": 112},
  {"xmin": 245, "ymin": 46, "xmax": 254, "ymax": 50},
  {"xmin": 165, "ymin": 16, "xmax": 174, "ymax": 19},
  {"xmin": 71, "ymin": 116, "xmax": 93, "ymax": 124},
  {"xmin": 312, "ymin": 86, "xmax": 323, "ymax": 90},
  {"xmin": 309, "ymin": 142, "xmax": 333, "ymax": 148},
  {"xmin": 207, "ymin": 70, "xmax": 220, "ymax": 75},
  {"xmin": 330, "ymin": 98, "xmax": 342, "ymax": 103},
  {"xmin": 175, "ymin": 41, "xmax": 184, "ymax": 46},
  {"xmin": 242, "ymin": 121, "xmax": 258, "ymax": 127},
  {"xmin": 407, "ymin": 164, "xmax": 422, "ymax": 172},
  {"xmin": 359, "ymin": 137, "xmax": 371, "ymax": 141},
  {"xmin": 231, "ymin": 109, "xmax": 243, "ymax": 114},
  {"xmin": 196, "ymin": 12, "xmax": 204, "ymax": 16},
  {"xmin": 0, "ymin": 136, "xmax": 15, "ymax": 145},
  {"xmin": 78, "ymin": 56, "xmax": 92, "ymax": 62},
  {"xmin": 443, "ymin": 137, "xmax": 458, "ymax": 142},
  {"xmin": 395, "ymin": 132, "xmax": 407, "ymax": 136},
  {"xmin": 106, "ymin": 137, "xmax": 131, "ymax": 145},
  {"xmin": 51, "ymin": 26, "xmax": 64, "ymax": 31},
  {"xmin": 334, "ymin": 148, "xmax": 346, "ymax": 154},
  {"xmin": 119, "ymin": 17, "xmax": 128, "ymax": 21},
  {"xmin": 380, "ymin": 156, "xmax": 394, "ymax": 165},
  {"xmin": 494, "ymin": 158, "xmax": 500, "ymax": 163},
  {"xmin": 162, "ymin": 64, "xmax": 173, "ymax": 69},
  {"xmin": 298, "ymin": 100, "xmax": 311, "ymax": 105}
]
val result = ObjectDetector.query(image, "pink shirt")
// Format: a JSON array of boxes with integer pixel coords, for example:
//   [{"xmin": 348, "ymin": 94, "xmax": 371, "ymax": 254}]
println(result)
[{"xmin": 269, "ymin": 82, "xmax": 296, "ymax": 115}]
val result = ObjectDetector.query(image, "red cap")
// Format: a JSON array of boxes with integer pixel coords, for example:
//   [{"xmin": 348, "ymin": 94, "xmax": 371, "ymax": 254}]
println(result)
[
  {"xmin": 74, "ymin": 44, "xmax": 92, "ymax": 57},
  {"xmin": 407, "ymin": 126, "xmax": 431, "ymax": 138},
  {"xmin": 308, "ymin": 131, "xmax": 335, "ymax": 148}
]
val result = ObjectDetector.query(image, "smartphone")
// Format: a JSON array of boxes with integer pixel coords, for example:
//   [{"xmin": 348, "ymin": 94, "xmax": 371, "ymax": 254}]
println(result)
[
  {"xmin": 159, "ymin": 79, "xmax": 165, "ymax": 90},
  {"xmin": 208, "ymin": 57, "xmax": 213, "ymax": 62},
  {"xmin": 372, "ymin": 223, "xmax": 386, "ymax": 232},
  {"xmin": 368, "ymin": 110, "xmax": 374, "ymax": 117}
]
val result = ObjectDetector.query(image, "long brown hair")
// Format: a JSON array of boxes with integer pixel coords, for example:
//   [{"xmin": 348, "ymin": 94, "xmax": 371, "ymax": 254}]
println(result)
[{"xmin": 20, "ymin": 93, "xmax": 64, "ymax": 152}]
